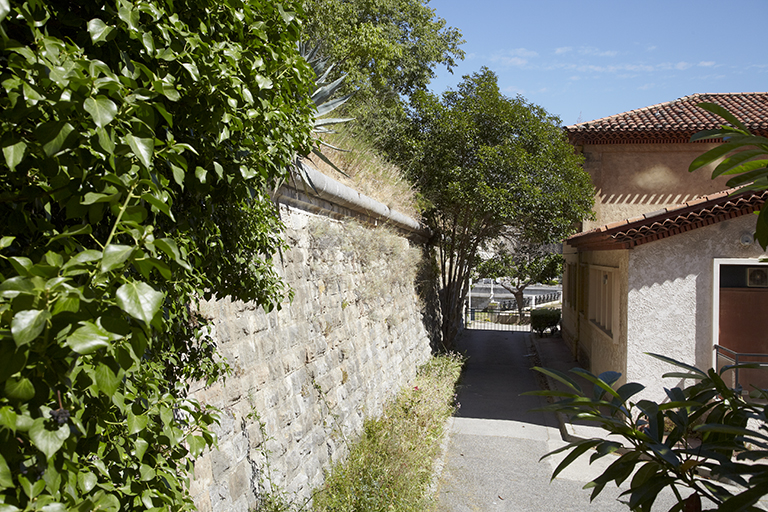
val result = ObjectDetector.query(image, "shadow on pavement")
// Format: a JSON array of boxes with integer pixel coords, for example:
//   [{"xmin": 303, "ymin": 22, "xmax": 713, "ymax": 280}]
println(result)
[{"xmin": 453, "ymin": 328, "xmax": 554, "ymax": 426}]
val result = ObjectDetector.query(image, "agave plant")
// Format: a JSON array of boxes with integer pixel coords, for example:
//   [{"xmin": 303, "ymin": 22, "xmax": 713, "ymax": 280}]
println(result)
[{"xmin": 292, "ymin": 42, "xmax": 355, "ymax": 190}]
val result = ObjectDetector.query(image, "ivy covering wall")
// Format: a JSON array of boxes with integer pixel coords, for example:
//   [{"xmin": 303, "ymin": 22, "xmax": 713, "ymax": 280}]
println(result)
[{"xmin": 0, "ymin": 1, "xmax": 315, "ymax": 510}]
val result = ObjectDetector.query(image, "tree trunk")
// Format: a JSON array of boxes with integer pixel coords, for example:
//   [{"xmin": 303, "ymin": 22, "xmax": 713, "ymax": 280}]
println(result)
[{"xmin": 513, "ymin": 289, "xmax": 525, "ymax": 324}]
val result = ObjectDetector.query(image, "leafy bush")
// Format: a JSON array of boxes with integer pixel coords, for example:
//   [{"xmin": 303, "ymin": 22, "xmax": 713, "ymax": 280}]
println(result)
[
  {"xmin": 529, "ymin": 354, "xmax": 768, "ymax": 512},
  {"xmin": 0, "ymin": 1, "xmax": 314, "ymax": 510},
  {"xmin": 313, "ymin": 353, "xmax": 464, "ymax": 512},
  {"xmin": 531, "ymin": 308, "xmax": 561, "ymax": 335}
]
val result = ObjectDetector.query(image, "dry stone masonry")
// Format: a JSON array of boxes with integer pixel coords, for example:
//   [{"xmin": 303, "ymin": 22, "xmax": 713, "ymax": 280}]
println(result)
[{"xmin": 188, "ymin": 170, "xmax": 436, "ymax": 511}]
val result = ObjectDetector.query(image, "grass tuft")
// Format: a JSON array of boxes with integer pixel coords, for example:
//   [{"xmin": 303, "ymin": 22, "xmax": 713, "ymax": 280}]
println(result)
[
  {"xmin": 312, "ymin": 353, "xmax": 464, "ymax": 512},
  {"xmin": 309, "ymin": 132, "xmax": 421, "ymax": 220}
]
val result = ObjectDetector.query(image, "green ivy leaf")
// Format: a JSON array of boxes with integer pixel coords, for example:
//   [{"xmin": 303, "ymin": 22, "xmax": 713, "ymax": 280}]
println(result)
[
  {"xmin": 195, "ymin": 166, "xmax": 207, "ymax": 184},
  {"xmin": 84, "ymin": 96, "xmax": 118, "ymax": 128},
  {"xmin": 0, "ymin": 236, "xmax": 14, "ymax": 249},
  {"xmin": 0, "ymin": 407, "xmax": 17, "ymax": 433},
  {"xmin": 36, "ymin": 121, "xmax": 75, "ymax": 157},
  {"xmin": 41, "ymin": 503, "xmax": 66, "ymax": 512},
  {"xmin": 8, "ymin": 256, "xmax": 33, "ymax": 276},
  {"xmin": 127, "ymin": 410, "xmax": 149, "ymax": 435},
  {"xmin": 62, "ymin": 249, "xmax": 102, "ymax": 270},
  {"xmin": 11, "ymin": 309, "xmax": 51, "ymax": 346},
  {"xmin": 2, "ymin": 141, "xmax": 26, "ymax": 172},
  {"xmin": 139, "ymin": 464, "xmax": 155, "ymax": 481},
  {"xmin": 141, "ymin": 192, "xmax": 173, "ymax": 219},
  {"xmin": 116, "ymin": 280, "xmax": 163, "ymax": 324},
  {"xmin": 0, "ymin": 0, "xmax": 9, "ymax": 22},
  {"xmin": 66, "ymin": 321, "xmax": 110, "ymax": 354},
  {"xmin": 87, "ymin": 18, "xmax": 114, "ymax": 44},
  {"xmin": 29, "ymin": 418, "xmax": 70, "ymax": 460},
  {"xmin": 134, "ymin": 438, "xmax": 149, "ymax": 461},
  {"xmin": 78, "ymin": 472, "xmax": 98, "ymax": 494},
  {"xmin": 154, "ymin": 238, "xmax": 190, "ymax": 270},
  {"xmin": 0, "ymin": 452, "xmax": 12, "ymax": 489},
  {"xmin": 93, "ymin": 491, "xmax": 120, "ymax": 512},
  {"xmin": 5, "ymin": 377, "xmax": 35, "ymax": 401},
  {"xmin": 94, "ymin": 365, "xmax": 119, "ymax": 396},
  {"xmin": 101, "ymin": 244, "xmax": 134, "ymax": 272},
  {"xmin": 125, "ymin": 134, "xmax": 154, "ymax": 169},
  {"xmin": 187, "ymin": 435, "xmax": 206, "ymax": 457}
]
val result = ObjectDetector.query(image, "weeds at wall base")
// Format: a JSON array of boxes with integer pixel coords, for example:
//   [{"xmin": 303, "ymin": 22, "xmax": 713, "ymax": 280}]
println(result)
[
  {"xmin": 312, "ymin": 353, "xmax": 464, "ymax": 512},
  {"xmin": 248, "ymin": 353, "xmax": 464, "ymax": 512}
]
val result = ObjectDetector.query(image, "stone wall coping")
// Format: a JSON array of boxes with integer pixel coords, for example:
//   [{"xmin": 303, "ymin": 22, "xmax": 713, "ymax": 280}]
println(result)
[{"xmin": 277, "ymin": 164, "xmax": 431, "ymax": 241}]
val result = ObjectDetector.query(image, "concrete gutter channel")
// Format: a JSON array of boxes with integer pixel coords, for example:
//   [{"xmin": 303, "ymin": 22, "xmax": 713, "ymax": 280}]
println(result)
[{"xmin": 527, "ymin": 333, "xmax": 768, "ymax": 510}]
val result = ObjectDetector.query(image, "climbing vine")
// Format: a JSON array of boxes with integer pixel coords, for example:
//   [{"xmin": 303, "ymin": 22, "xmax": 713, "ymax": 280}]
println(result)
[{"xmin": 0, "ymin": 1, "xmax": 314, "ymax": 510}]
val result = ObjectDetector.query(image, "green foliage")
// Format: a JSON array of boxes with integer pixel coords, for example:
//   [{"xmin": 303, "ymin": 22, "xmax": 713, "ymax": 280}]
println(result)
[
  {"xmin": 393, "ymin": 68, "xmax": 594, "ymax": 348},
  {"xmin": 530, "ymin": 308, "xmax": 561, "ymax": 335},
  {"xmin": 302, "ymin": 0, "xmax": 465, "ymax": 148},
  {"xmin": 0, "ymin": 0, "xmax": 315, "ymax": 510},
  {"xmin": 689, "ymin": 102, "xmax": 768, "ymax": 249},
  {"xmin": 529, "ymin": 355, "xmax": 768, "ymax": 511},
  {"xmin": 313, "ymin": 353, "xmax": 464, "ymax": 512}
]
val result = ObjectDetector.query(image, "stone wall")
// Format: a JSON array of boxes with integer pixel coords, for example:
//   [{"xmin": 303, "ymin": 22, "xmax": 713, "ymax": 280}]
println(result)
[{"xmin": 188, "ymin": 171, "xmax": 436, "ymax": 512}]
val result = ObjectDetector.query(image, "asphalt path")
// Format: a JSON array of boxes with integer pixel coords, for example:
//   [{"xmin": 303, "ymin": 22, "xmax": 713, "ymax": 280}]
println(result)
[{"xmin": 432, "ymin": 329, "xmax": 682, "ymax": 511}]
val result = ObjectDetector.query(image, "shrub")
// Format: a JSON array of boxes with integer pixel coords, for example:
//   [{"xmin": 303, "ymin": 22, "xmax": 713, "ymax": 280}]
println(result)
[{"xmin": 531, "ymin": 308, "xmax": 561, "ymax": 335}]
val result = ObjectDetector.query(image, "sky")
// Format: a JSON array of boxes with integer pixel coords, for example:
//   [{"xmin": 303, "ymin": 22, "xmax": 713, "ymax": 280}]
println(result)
[{"xmin": 426, "ymin": 0, "xmax": 768, "ymax": 126}]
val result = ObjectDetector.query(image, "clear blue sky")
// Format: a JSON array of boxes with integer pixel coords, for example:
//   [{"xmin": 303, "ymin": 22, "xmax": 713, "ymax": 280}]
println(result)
[{"xmin": 427, "ymin": 0, "xmax": 768, "ymax": 126}]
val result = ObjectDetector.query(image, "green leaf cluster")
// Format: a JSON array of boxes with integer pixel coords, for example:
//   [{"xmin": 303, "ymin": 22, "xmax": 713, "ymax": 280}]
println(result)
[
  {"xmin": 689, "ymin": 102, "xmax": 768, "ymax": 249},
  {"xmin": 392, "ymin": 68, "xmax": 594, "ymax": 348},
  {"xmin": 0, "ymin": 0, "xmax": 315, "ymax": 510},
  {"xmin": 301, "ymin": 0, "xmax": 465, "ymax": 151},
  {"xmin": 530, "ymin": 355, "xmax": 768, "ymax": 511}
]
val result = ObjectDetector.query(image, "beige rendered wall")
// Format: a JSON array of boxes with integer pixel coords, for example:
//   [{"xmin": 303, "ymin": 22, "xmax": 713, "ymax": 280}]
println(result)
[
  {"xmin": 581, "ymin": 142, "xmax": 730, "ymax": 230},
  {"xmin": 580, "ymin": 250, "xmax": 629, "ymax": 383},
  {"xmin": 625, "ymin": 214, "xmax": 767, "ymax": 401}
]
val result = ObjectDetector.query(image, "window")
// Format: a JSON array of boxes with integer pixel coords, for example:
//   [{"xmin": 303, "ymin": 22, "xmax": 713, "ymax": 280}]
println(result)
[{"xmin": 589, "ymin": 265, "xmax": 618, "ymax": 339}]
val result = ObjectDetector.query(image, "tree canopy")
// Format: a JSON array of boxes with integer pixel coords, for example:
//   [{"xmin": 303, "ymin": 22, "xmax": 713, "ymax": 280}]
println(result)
[
  {"xmin": 302, "ymin": 0, "xmax": 465, "ymax": 145},
  {"xmin": 0, "ymin": 0, "xmax": 315, "ymax": 509},
  {"xmin": 395, "ymin": 68, "xmax": 594, "ymax": 348}
]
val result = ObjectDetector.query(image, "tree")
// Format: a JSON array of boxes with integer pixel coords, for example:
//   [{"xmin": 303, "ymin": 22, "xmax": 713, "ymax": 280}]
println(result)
[
  {"xmin": 531, "ymin": 356, "xmax": 768, "ymax": 512},
  {"xmin": 475, "ymin": 244, "xmax": 563, "ymax": 322},
  {"xmin": 0, "ymin": 1, "xmax": 315, "ymax": 509},
  {"xmin": 301, "ymin": 0, "xmax": 465, "ymax": 147},
  {"xmin": 394, "ymin": 68, "xmax": 594, "ymax": 349}
]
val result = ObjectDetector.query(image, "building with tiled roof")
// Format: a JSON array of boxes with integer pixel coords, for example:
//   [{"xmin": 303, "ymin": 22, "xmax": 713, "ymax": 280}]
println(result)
[
  {"xmin": 567, "ymin": 92, "xmax": 768, "ymax": 145},
  {"xmin": 568, "ymin": 92, "xmax": 768, "ymax": 232},
  {"xmin": 561, "ymin": 94, "xmax": 768, "ymax": 400}
]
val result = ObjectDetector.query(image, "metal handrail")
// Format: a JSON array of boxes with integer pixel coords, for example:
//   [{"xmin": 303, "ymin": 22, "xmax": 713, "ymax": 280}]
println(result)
[{"xmin": 713, "ymin": 344, "xmax": 768, "ymax": 393}]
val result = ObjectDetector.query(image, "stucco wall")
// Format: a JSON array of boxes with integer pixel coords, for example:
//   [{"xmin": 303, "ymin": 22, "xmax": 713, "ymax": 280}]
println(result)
[
  {"xmin": 581, "ymin": 142, "xmax": 728, "ymax": 230},
  {"xmin": 187, "ymin": 177, "xmax": 436, "ymax": 511},
  {"xmin": 626, "ymin": 214, "xmax": 767, "ymax": 401}
]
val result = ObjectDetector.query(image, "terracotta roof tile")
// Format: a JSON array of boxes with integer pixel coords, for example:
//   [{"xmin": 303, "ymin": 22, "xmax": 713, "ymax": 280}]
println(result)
[
  {"xmin": 566, "ymin": 93, "xmax": 768, "ymax": 144},
  {"xmin": 567, "ymin": 188, "xmax": 768, "ymax": 251}
]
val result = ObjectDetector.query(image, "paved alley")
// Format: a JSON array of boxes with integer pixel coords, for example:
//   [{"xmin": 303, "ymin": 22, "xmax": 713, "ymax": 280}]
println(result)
[{"xmin": 433, "ymin": 329, "xmax": 680, "ymax": 511}]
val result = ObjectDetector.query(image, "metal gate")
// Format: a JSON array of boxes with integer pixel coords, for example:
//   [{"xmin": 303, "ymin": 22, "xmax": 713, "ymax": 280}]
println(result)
[
  {"xmin": 465, "ymin": 308, "xmax": 531, "ymax": 332},
  {"xmin": 465, "ymin": 291, "xmax": 562, "ymax": 332}
]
